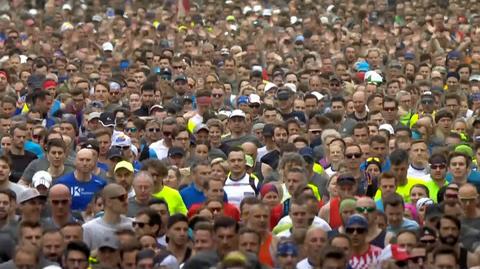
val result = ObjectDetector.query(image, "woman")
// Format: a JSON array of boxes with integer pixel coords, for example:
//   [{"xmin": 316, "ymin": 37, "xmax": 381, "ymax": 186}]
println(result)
[
  {"xmin": 164, "ymin": 166, "xmax": 181, "ymax": 189},
  {"xmin": 260, "ymin": 183, "xmax": 281, "ymax": 208},
  {"xmin": 211, "ymin": 158, "xmax": 229, "ymax": 182},
  {"xmin": 325, "ymin": 141, "xmax": 345, "ymax": 177},
  {"xmin": 410, "ymin": 184, "xmax": 429, "ymax": 207}
]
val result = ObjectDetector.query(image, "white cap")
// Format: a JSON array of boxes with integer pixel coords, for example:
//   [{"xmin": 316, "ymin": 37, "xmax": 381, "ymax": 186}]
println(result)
[
  {"xmin": 62, "ymin": 4, "xmax": 72, "ymax": 11},
  {"xmin": 262, "ymin": 9, "xmax": 272, "ymax": 16},
  {"xmin": 284, "ymin": 83, "xmax": 297, "ymax": 93},
  {"xmin": 290, "ymin": 16, "xmax": 298, "ymax": 25},
  {"xmin": 311, "ymin": 91, "xmax": 325, "ymax": 101},
  {"xmin": 364, "ymin": 70, "xmax": 383, "ymax": 83},
  {"xmin": 243, "ymin": 6, "xmax": 252, "ymax": 14},
  {"xmin": 102, "ymin": 42, "xmax": 113, "ymax": 52},
  {"xmin": 111, "ymin": 133, "xmax": 132, "ymax": 147},
  {"xmin": 28, "ymin": 9, "xmax": 38, "ymax": 16},
  {"xmin": 87, "ymin": 112, "xmax": 101, "ymax": 121},
  {"xmin": 60, "ymin": 22, "xmax": 74, "ymax": 32},
  {"xmin": 32, "ymin": 171, "xmax": 52, "ymax": 189},
  {"xmin": 470, "ymin": 74, "xmax": 480, "ymax": 82},
  {"xmin": 379, "ymin": 124, "xmax": 394, "ymax": 135},
  {"xmin": 327, "ymin": 5, "xmax": 335, "ymax": 13},
  {"xmin": 264, "ymin": 82, "xmax": 278, "ymax": 93},
  {"xmin": 249, "ymin": 94, "xmax": 261, "ymax": 104},
  {"xmin": 229, "ymin": 109, "xmax": 246, "ymax": 118},
  {"xmin": 320, "ymin": 16, "xmax": 329, "ymax": 24},
  {"xmin": 218, "ymin": 110, "xmax": 232, "ymax": 118},
  {"xmin": 253, "ymin": 5, "xmax": 262, "ymax": 12}
]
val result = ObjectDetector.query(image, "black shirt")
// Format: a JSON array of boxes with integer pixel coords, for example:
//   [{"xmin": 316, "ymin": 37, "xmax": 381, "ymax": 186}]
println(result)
[{"xmin": 8, "ymin": 151, "xmax": 37, "ymax": 183}]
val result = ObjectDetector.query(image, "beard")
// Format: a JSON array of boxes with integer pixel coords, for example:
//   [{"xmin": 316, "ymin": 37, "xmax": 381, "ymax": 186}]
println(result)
[{"xmin": 439, "ymin": 234, "xmax": 458, "ymax": 246}]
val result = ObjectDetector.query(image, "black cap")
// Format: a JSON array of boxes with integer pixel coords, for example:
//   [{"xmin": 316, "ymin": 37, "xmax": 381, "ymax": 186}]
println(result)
[
  {"xmin": 420, "ymin": 226, "xmax": 437, "ymax": 239},
  {"xmin": 107, "ymin": 147, "xmax": 123, "ymax": 160},
  {"xmin": 81, "ymin": 139, "xmax": 99, "ymax": 153},
  {"xmin": 337, "ymin": 175, "xmax": 356, "ymax": 185},
  {"xmin": 168, "ymin": 147, "xmax": 185, "ymax": 158},
  {"xmin": 276, "ymin": 88, "xmax": 291, "ymax": 100},
  {"xmin": 99, "ymin": 112, "xmax": 115, "ymax": 127},
  {"xmin": 425, "ymin": 204, "xmax": 442, "ymax": 220},
  {"xmin": 174, "ymin": 74, "xmax": 187, "ymax": 82}
]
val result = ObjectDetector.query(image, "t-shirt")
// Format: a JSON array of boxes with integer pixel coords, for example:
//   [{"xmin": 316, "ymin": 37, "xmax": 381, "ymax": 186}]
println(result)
[
  {"xmin": 55, "ymin": 172, "xmax": 107, "ymax": 211},
  {"xmin": 149, "ymin": 139, "xmax": 169, "ymax": 160},
  {"xmin": 0, "ymin": 182, "xmax": 26, "ymax": 201},
  {"xmin": 224, "ymin": 173, "xmax": 258, "ymax": 208},
  {"xmin": 152, "ymin": 186, "xmax": 187, "ymax": 215},
  {"xmin": 8, "ymin": 151, "xmax": 37, "ymax": 183},
  {"xmin": 180, "ymin": 183, "xmax": 205, "ymax": 209},
  {"xmin": 22, "ymin": 158, "xmax": 75, "ymax": 183},
  {"xmin": 82, "ymin": 216, "xmax": 133, "ymax": 250},
  {"xmin": 424, "ymin": 178, "xmax": 448, "ymax": 203},
  {"xmin": 349, "ymin": 244, "xmax": 382, "ymax": 269},
  {"xmin": 127, "ymin": 197, "xmax": 149, "ymax": 217},
  {"xmin": 407, "ymin": 164, "xmax": 429, "ymax": 179},
  {"xmin": 296, "ymin": 258, "xmax": 314, "ymax": 269},
  {"xmin": 260, "ymin": 150, "xmax": 280, "ymax": 170},
  {"xmin": 387, "ymin": 218, "xmax": 420, "ymax": 235}
]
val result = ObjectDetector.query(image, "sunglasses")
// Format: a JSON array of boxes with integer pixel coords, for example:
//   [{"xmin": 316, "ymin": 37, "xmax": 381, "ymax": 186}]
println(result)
[
  {"xmin": 148, "ymin": 128, "xmax": 161, "ymax": 133},
  {"xmin": 383, "ymin": 107, "xmax": 396, "ymax": 112},
  {"xmin": 421, "ymin": 100, "xmax": 434, "ymax": 105},
  {"xmin": 345, "ymin": 153, "xmax": 362, "ymax": 159},
  {"xmin": 132, "ymin": 221, "xmax": 149, "ymax": 228},
  {"xmin": 51, "ymin": 199, "xmax": 69, "ymax": 205},
  {"xmin": 212, "ymin": 94, "xmax": 223, "ymax": 98},
  {"xmin": 356, "ymin": 206, "xmax": 375, "ymax": 213},
  {"xmin": 420, "ymin": 239, "xmax": 436, "ymax": 244},
  {"xmin": 445, "ymin": 193, "xmax": 458, "ymax": 199},
  {"xmin": 249, "ymin": 103, "xmax": 260, "ymax": 108},
  {"xmin": 309, "ymin": 129, "xmax": 322, "ymax": 135},
  {"xmin": 125, "ymin": 127, "xmax": 137, "ymax": 133},
  {"xmin": 430, "ymin": 164, "xmax": 446, "ymax": 170},
  {"xmin": 115, "ymin": 145, "xmax": 130, "ymax": 151},
  {"xmin": 111, "ymin": 194, "xmax": 127, "ymax": 201},
  {"xmin": 66, "ymin": 69, "xmax": 77, "ymax": 72},
  {"xmin": 345, "ymin": 227, "xmax": 367, "ymax": 234},
  {"xmin": 163, "ymin": 131, "xmax": 172, "ymax": 137}
]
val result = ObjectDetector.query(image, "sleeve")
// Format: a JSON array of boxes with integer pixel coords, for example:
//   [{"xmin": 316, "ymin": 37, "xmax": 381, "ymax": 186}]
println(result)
[
  {"xmin": 175, "ymin": 193, "xmax": 188, "ymax": 215},
  {"xmin": 21, "ymin": 160, "xmax": 38, "ymax": 183},
  {"xmin": 82, "ymin": 224, "xmax": 93, "ymax": 249}
]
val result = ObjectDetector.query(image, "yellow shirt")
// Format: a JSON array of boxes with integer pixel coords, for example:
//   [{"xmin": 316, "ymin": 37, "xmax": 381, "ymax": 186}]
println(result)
[
  {"xmin": 425, "ymin": 179, "xmax": 448, "ymax": 203},
  {"xmin": 374, "ymin": 177, "xmax": 427, "ymax": 203},
  {"xmin": 152, "ymin": 186, "xmax": 188, "ymax": 215}
]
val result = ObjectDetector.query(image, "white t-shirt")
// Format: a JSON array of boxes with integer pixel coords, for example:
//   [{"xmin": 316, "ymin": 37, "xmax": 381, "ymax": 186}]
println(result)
[
  {"xmin": 407, "ymin": 164, "xmax": 429, "ymax": 179},
  {"xmin": 296, "ymin": 258, "xmax": 314, "ymax": 269},
  {"xmin": 276, "ymin": 216, "xmax": 332, "ymax": 232},
  {"xmin": 224, "ymin": 173, "xmax": 258, "ymax": 208},
  {"xmin": 149, "ymin": 139, "xmax": 169, "ymax": 159}
]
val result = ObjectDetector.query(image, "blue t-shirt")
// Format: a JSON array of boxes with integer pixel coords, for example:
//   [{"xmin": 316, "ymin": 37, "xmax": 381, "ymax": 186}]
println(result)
[
  {"xmin": 446, "ymin": 170, "xmax": 480, "ymax": 192},
  {"xmin": 97, "ymin": 162, "xmax": 109, "ymax": 172},
  {"xmin": 55, "ymin": 172, "xmax": 107, "ymax": 211},
  {"xmin": 25, "ymin": 140, "xmax": 44, "ymax": 158},
  {"xmin": 180, "ymin": 184, "xmax": 205, "ymax": 209}
]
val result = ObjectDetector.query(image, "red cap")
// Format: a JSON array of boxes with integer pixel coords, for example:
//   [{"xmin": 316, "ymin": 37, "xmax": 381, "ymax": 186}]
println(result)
[
  {"xmin": 391, "ymin": 244, "xmax": 409, "ymax": 261},
  {"xmin": 43, "ymin": 80, "xmax": 57, "ymax": 90}
]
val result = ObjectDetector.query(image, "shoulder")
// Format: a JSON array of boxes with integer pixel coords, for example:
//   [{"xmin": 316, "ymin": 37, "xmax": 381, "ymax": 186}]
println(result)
[{"xmin": 55, "ymin": 172, "xmax": 75, "ymax": 183}]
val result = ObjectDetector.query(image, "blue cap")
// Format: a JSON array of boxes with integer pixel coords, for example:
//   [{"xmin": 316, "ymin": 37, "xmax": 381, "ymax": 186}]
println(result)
[
  {"xmin": 237, "ymin": 95, "xmax": 249, "ymax": 105},
  {"xmin": 345, "ymin": 214, "xmax": 369, "ymax": 229},
  {"xmin": 277, "ymin": 241, "xmax": 298, "ymax": 257},
  {"xmin": 404, "ymin": 52, "xmax": 415, "ymax": 60},
  {"xmin": 294, "ymin": 35, "xmax": 304, "ymax": 44},
  {"xmin": 356, "ymin": 61, "xmax": 369, "ymax": 72},
  {"xmin": 299, "ymin": 147, "xmax": 314, "ymax": 162},
  {"xmin": 448, "ymin": 50, "xmax": 461, "ymax": 59}
]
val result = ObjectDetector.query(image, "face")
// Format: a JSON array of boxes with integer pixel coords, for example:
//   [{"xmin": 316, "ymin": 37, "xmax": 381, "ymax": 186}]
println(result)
[
  {"xmin": 385, "ymin": 204, "xmax": 404, "ymax": 228},
  {"xmin": 0, "ymin": 193, "xmax": 10, "ymax": 220},
  {"xmin": 434, "ymin": 254, "xmax": 458, "ymax": 269},
  {"xmin": 430, "ymin": 162, "xmax": 447, "ymax": 181},
  {"xmin": 238, "ymin": 232, "xmax": 260, "ymax": 254},
  {"xmin": 21, "ymin": 227, "xmax": 43, "ymax": 247},
  {"xmin": 410, "ymin": 186, "xmax": 428, "ymax": 206},
  {"xmin": 305, "ymin": 229, "xmax": 328, "ymax": 257},
  {"xmin": 215, "ymin": 227, "xmax": 238, "ymax": 257},
  {"xmin": 194, "ymin": 229, "xmax": 215, "ymax": 252},
  {"xmin": 42, "ymin": 232, "xmax": 64, "ymax": 262},
  {"xmin": 285, "ymin": 171, "xmax": 305, "ymax": 196},
  {"xmin": 262, "ymin": 191, "xmax": 280, "ymax": 207},
  {"xmin": 0, "ymin": 159, "xmax": 10, "ymax": 183},
  {"xmin": 247, "ymin": 205, "xmax": 269, "ymax": 233},
  {"xmin": 397, "ymin": 232, "xmax": 417, "ymax": 253},
  {"xmin": 15, "ymin": 252, "xmax": 37, "ymax": 269},
  {"xmin": 47, "ymin": 146, "xmax": 66, "ymax": 167},
  {"xmin": 346, "ymin": 224, "xmax": 367, "ymax": 248},
  {"xmin": 167, "ymin": 221, "xmax": 189, "ymax": 246},
  {"xmin": 391, "ymin": 162, "xmax": 408, "ymax": 182},
  {"xmin": 449, "ymin": 156, "xmax": 468, "ymax": 180},
  {"xmin": 228, "ymin": 151, "xmax": 246, "ymax": 175},
  {"xmin": 64, "ymin": 250, "xmax": 89, "ymax": 269},
  {"xmin": 439, "ymin": 218, "xmax": 459, "ymax": 246},
  {"xmin": 61, "ymin": 225, "xmax": 83, "ymax": 243},
  {"xmin": 134, "ymin": 214, "xmax": 158, "ymax": 237},
  {"xmin": 12, "ymin": 128, "xmax": 27, "ymax": 149},
  {"xmin": 290, "ymin": 203, "xmax": 308, "ymax": 228},
  {"xmin": 121, "ymin": 251, "xmax": 137, "ymax": 269},
  {"xmin": 75, "ymin": 150, "xmax": 94, "ymax": 173},
  {"xmin": 133, "ymin": 177, "xmax": 153, "ymax": 202}
]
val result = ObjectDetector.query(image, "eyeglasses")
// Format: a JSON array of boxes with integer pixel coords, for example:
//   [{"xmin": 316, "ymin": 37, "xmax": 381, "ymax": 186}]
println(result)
[
  {"xmin": 115, "ymin": 145, "xmax": 130, "ymax": 151},
  {"xmin": 110, "ymin": 194, "xmax": 127, "ymax": 201},
  {"xmin": 212, "ymin": 94, "xmax": 223, "ymax": 98},
  {"xmin": 430, "ymin": 164, "xmax": 446, "ymax": 170},
  {"xmin": 445, "ymin": 193, "xmax": 458, "ymax": 199},
  {"xmin": 356, "ymin": 206, "xmax": 376, "ymax": 213},
  {"xmin": 309, "ymin": 129, "xmax": 322, "ymax": 135},
  {"xmin": 249, "ymin": 103, "xmax": 260, "ymax": 108},
  {"xmin": 345, "ymin": 152, "xmax": 362, "ymax": 159},
  {"xmin": 421, "ymin": 100, "xmax": 434, "ymax": 105},
  {"xmin": 32, "ymin": 134, "xmax": 42, "ymax": 140},
  {"xmin": 148, "ymin": 128, "xmax": 161, "ymax": 133},
  {"xmin": 383, "ymin": 107, "xmax": 396, "ymax": 112},
  {"xmin": 125, "ymin": 127, "xmax": 137, "ymax": 133},
  {"xmin": 345, "ymin": 227, "xmax": 367, "ymax": 234},
  {"xmin": 366, "ymin": 157, "xmax": 381, "ymax": 163},
  {"xmin": 51, "ymin": 199, "xmax": 69, "ymax": 205},
  {"xmin": 66, "ymin": 69, "xmax": 77, "ymax": 73},
  {"xmin": 172, "ymin": 65, "xmax": 183, "ymax": 70},
  {"xmin": 133, "ymin": 221, "xmax": 150, "ymax": 228}
]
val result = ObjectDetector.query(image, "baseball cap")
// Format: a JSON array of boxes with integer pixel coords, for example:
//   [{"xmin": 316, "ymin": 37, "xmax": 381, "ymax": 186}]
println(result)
[
  {"xmin": 252, "ymin": 123, "xmax": 265, "ymax": 132},
  {"xmin": 345, "ymin": 214, "xmax": 368, "ymax": 229},
  {"xmin": 229, "ymin": 109, "xmax": 246, "ymax": 119},
  {"xmin": 99, "ymin": 112, "xmax": 115, "ymax": 127},
  {"xmin": 102, "ymin": 42, "xmax": 113, "ymax": 52},
  {"xmin": 337, "ymin": 175, "xmax": 356, "ymax": 186},
  {"xmin": 379, "ymin": 124, "xmax": 394, "ymax": 135},
  {"xmin": 404, "ymin": 52, "xmax": 415, "ymax": 60},
  {"xmin": 174, "ymin": 74, "xmax": 187, "ymax": 82},
  {"xmin": 276, "ymin": 88, "xmax": 291, "ymax": 100},
  {"xmin": 32, "ymin": 171, "xmax": 52, "ymax": 189},
  {"xmin": 284, "ymin": 83, "xmax": 297, "ymax": 93},
  {"xmin": 87, "ymin": 112, "xmax": 101, "ymax": 122},
  {"xmin": 425, "ymin": 204, "xmax": 443, "ymax": 220},
  {"xmin": 249, "ymin": 94, "xmax": 261, "ymax": 104},
  {"xmin": 81, "ymin": 139, "xmax": 100, "ymax": 153},
  {"xmin": 168, "ymin": 147, "xmax": 185, "ymax": 158},
  {"xmin": 98, "ymin": 236, "xmax": 120, "ymax": 250},
  {"xmin": 149, "ymin": 105, "xmax": 165, "ymax": 114},
  {"xmin": 237, "ymin": 96, "xmax": 249, "ymax": 105},
  {"xmin": 294, "ymin": 35, "xmax": 305, "ymax": 44},
  {"xmin": 112, "ymin": 134, "xmax": 132, "ymax": 148},
  {"xmin": 18, "ymin": 188, "xmax": 46, "ymax": 204},
  {"xmin": 470, "ymin": 74, "xmax": 480, "ymax": 82},
  {"xmin": 107, "ymin": 147, "xmax": 123, "ymax": 160},
  {"xmin": 447, "ymin": 50, "xmax": 461, "ymax": 59},
  {"xmin": 416, "ymin": 197, "xmax": 434, "ymax": 211},
  {"xmin": 264, "ymin": 82, "xmax": 278, "ymax": 94},
  {"xmin": 299, "ymin": 147, "xmax": 314, "ymax": 163},
  {"xmin": 419, "ymin": 226, "xmax": 437, "ymax": 239},
  {"xmin": 194, "ymin": 124, "xmax": 209, "ymax": 134},
  {"xmin": 114, "ymin": 161, "xmax": 134, "ymax": 173},
  {"xmin": 43, "ymin": 80, "xmax": 57, "ymax": 90}
]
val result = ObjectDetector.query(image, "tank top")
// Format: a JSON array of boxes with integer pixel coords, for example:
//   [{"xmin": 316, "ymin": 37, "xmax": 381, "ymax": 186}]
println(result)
[
  {"xmin": 329, "ymin": 197, "xmax": 343, "ymax": 229},
  {"xmin": 259, "ymin": 233, "xmax": 274, "ymax": 267},
  {"xmin": 459, "ymin": 247, "xmax": 468, "ymax": 269}
]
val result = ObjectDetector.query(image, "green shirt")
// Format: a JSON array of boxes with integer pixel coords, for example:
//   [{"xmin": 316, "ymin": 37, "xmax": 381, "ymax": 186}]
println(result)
[
  {"xmin": 425, "ymin": 178, "xmax": 448, "ymax": 203},
  {"xmin": 153, "ymin": 186, "xmax": 188, "ymax": 215},
  {"xmin": 375, "ymin": 176, "xmax": 427, "ymax": 203}
]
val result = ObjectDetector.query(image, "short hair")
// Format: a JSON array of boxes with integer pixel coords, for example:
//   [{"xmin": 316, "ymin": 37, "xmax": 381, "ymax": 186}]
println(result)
[
  {"xmin": 383, "ymin": 193, "xmax": 404, "ymax": 210},
  {"xmin": 137, "ymin": 208, "xmax": 162, "ymax": 229},
  {"xmin": 396, "ymin": 229, "xmax": 419, "ymax": 242},
  {"xmin": 390, "ymin": 149, "xmax": 409, "ymax": 165},
  {"xmin": 369, "ymin": 135, "xmax": 387, "ymax": 145},
  {"xmin": 238, "ymin": 227, "xmax": 260, "ymax": 243},
  {"xmin": 410, "ymin": 184, "xmax": 430, "ymax": 197},
  {"xmin": 448, "ymin": 152, "xmax": 471, "ymax": 167},
  {"xmin": 191, "ymin": 159, "xmax": 211, "ymax": 174},
  {"xmin": 434, "ymin": 109, "xmax": 454, "ymax": 123},
  {"xmin": 433, "ymin": 245, "xmax": 458, "ymax": 264},
  {"xmin": 46, "ymin": 138, "xmax": 66, "ymax": 152},
  {"xmin": 319, "ymin": 247, "xmax": 347, "ymax": 267},
  {"xmin": 64, "ymin": 240, "xmax": 90, "ymax": 260},
  {"xmin": 379, "ymin": 172, "xmax": 396, "ymax": 184},
  {"xmin": 167, "ymin": 214, "xmax": 188, "ymax": 229},
  {"xmin": 437, "ymin": 214, "xmax": 461, "ymax": 231},
  {"xmin": 194, "ymin": 221, "xmax": 214, "ymax": 233},
  {"xmin": 0, "ymin": 155, "xmax": 12, "ymax": 168},
  {"xmin": 141, "ymin": 159, "xmax": 168, "ymax": 178},
  {"xmin": 213, "ymin": 216, "xmax": 239, "ymax": 233},
  {"xmin": 0, "ymin": 189, "xmax": 15, "ymax": 202},
  {"xmin": 329, "ymin": 233, "xmax": 352, "ymax": 246}
]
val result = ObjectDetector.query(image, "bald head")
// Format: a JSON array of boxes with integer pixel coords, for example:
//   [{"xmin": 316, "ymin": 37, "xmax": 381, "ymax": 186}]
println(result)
[
  {"xmin": 49, "ymin": 184, "xmax": 70, "ymax": 199},
  {"xmin": 459, "ymin": 183, "xmax": 478, "ymax": 199},
  {"xmin": 356, "ymin": 196, "xmax": 375, "ymax": 208},
  {"xmin": 242, "ymin": 142, "xmax": 258, "ymax": 158}
]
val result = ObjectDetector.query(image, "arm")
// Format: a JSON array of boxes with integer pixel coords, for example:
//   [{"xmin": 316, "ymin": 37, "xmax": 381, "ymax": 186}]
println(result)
[{"xmin": 318, "ymin": 202, "xmax": 330, "ymax": 223}]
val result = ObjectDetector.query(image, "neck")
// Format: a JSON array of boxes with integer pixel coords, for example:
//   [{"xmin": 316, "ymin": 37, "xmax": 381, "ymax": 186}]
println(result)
[
  {"xmin": 154, "ymin": 184, "xmax": 164, "ymax": 193},
  {"xmin": 266, "ymin": 141, "xmax": 276, "ymax": 150},
  {"xmin": 98, "ymin": 155, "xmax": 107, "ymax": 163},
  {"xmin": 52, "ymin": 214, "xmax": 70, "ymax": 227},
  {"xmin": 135, "ymin": 196, "xmax": 150, "ymax": 205},
  {"xmin": 49, "ymin": 165, "xmax": 64, "ymax": 176},
  {"xmin": 432, "ymin": 177, "xmax": 446, "ymax": 186},
  {"xmin": 231, "ymin": 172, "xmax": 245, "ymax": 180},
  {"xmin": 103, "ymin": 210, "xmax": 121, "ymax": 224},
  {"xmin": 465, "ymin": 208, "xmax": 480, "ymax": 219},
  {"xmin": 231, "ymin": 132, "xmax": 245, "ymax": 139},
  {"xmin": 10, "ymin": 146, "xmax": 24, "ymax": 155},
  {"xmin": 0, "ymin": 180, "xmax": 9, "ymax": 189},
  {"xmin": 411, "ymin": 163, "xmax": 425, "ymax": 169},
  {"xmin": 169, "ymin": 242, "xmax": 187, "ymax": 260},
  {"xmin": 452, "ymin": 177, "xmax": 467, "ymax": 185},
  {"xmin": 74, "ymin": 170, "xmax": 91, "ymax": 182},
  {"xmin": 352, "ymin": 243, "xmax": 369, "ymax": 255},
  {"xmin": 0, "ymin": 216, "xmax": 8, "ymax": 228},
  {"xmin": 398, "ymin": 177, "xmax": 408, "ymax": 186}
]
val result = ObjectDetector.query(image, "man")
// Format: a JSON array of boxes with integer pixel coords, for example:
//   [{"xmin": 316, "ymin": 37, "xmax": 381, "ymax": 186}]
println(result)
[
  {"xmin": 143, "ymin": 159, "xmax": 187, "ymax": 215},
  {"xmin": 114, "ymin": 161, "xmax": 135, "ymax": 198},
  {"xmin": 0, "ymin": 155, "xmax": 26, "ymax": 197},
  {"xmin": 62, "ymin": 240, "xmax": 90, "ymax": 269},
  {"xmin": 352, "ymin": 123, "xmax": 369, "ymax": 144},
  {"xmin": 166, "ymin": 214, "xmax": 191, "ymax": 263},
  {"xmin": 432, "ymin": 246, "xmax": 459, "ymax": 269},
  {"xmin": 134, "ymin": 83, "xmax": 156, "ymax": 116},
  {"xmin": 425, "ymin": 153, "xmax": 449, "ymax": 203},
  {"xmin": 127, "ymin": 171, "xmax": 154, "ymax": 217},
  {"xmin": 355, "ymin": 196, "xmax": 384, "ymax": 248},
  {"xmin": 275, "ymin": 87, "xmax": 306, "ymax": 123},
  {"xmin": 384, "ymin": 193, "xmax": 419, "ymax": 237},
  {"xmin": 277, "ymin": 196, "xmax": 310, "ymax": 238},
  {"xmin": 148, "ymin": 199, "xmax": 170, "ymax": 247},
  {"xmin": 375, "ymin": 172, "xmax": 397, "ymax": 212},
  {"xmin": 56, "ymin": 148, "xmax": 107, "ymax": 211},
  {"xmin": 8, "ymin": 124, "xmax": 37, "ymax": 183},
  {"xmin": 260, "ymin": 124, "xmax": 288, "ymax": 170},
  {"xmin": 245, "ymin": 202, "xmax": 275, "ymax": 266},
  {"xmin": 221, "ymin": 110, "xmax": 260, "ymax": 152},
  {"xmin": 296, "ymin": 226, "xmax": 328, "ymax": 269},
  {"xmin": 95, "ymin": 128, "xmax": 112, "ymax": 170},
  {"xmin": 458, "ymin": 184, "xmax": 480, "ymax": 229},
  {"xmin": 238, "ymin": 228, "xmax": 261, "ymax": 255},
  {"xmin": 61, "ymin": 222, "xmax": 83, "ymax": 244},
  {"xmin": 437, "ymin": 215, "xmax": 480, "ymax": 268},
  {"xmin": 408, "ymin": 140, "xmax": 429, "ymax": 178},
  {"xmin": 82, "ymin": 183, "xmax": 133, "ymax": 250},
  {"xmin": 96, "ymin": 236, "xmax": 121, "ymax": 269},
  {"xmin": 149, "ymin": 117, "xmax": 177, "ymax": 159},
  {"xmin": 224, "ymin": 147, "xmax": 258, "ymax": 207},
  {"xmin": 45, "ymin": 184, "xmax": 80, "ymax": 229},
  {"xmin": 345, "ymin": 214, "xmax": 382, "ymax": 269},
  {"xmin": 448, "ymin": 152, "xmax": 471, "ymax": 187},
  {"xmin": 119, "ymin": 243, "xmax": 140, "ymax": 269},
  {"xmin": 132, "ymin": 208, "xmax": 162, "ymax": 241},
  {"xmin": 0, "ymin": 190, "xmax": 14, "ymax": 234},
  {"xmin": 193, "ymin": 222, "xmax": 216, "ymax": 253},
  {"xmin": 42, "ymin": 228, "xmax": 64, "ymax": 264},
  {"xmin": 18, "ymin": 188, "xmax": 46, "ymax": 224},
  {"xmin": 350, "ymin": 91, "xmax": 368, "ymax": 122},
  {"xmin": 180, "ymin": 160, "xmax": 211, "ymax": 209},
  {"xmin": 319, "ymin": 247, "xmax": 348, "ymax": 269}
]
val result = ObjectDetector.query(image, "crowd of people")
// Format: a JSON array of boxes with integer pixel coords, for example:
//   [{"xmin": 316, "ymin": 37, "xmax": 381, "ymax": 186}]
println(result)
[{"xmin": 0, "ymin": 0, "xmax": 480, "ymax": 268}]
